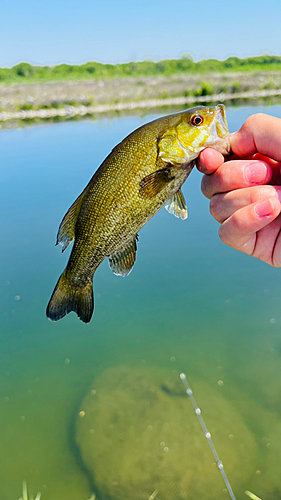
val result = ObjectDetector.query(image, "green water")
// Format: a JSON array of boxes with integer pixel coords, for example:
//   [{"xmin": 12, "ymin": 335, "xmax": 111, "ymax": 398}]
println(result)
[{"xmin": 1, "ymin": 105, "xmax": 281, "ymax": 500}]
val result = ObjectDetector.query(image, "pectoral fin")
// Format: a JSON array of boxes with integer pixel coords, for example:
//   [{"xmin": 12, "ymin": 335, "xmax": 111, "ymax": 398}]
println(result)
[
  {"xmin": 56, "ymin": 189, "xmax": 87, "ymax": 252},
  {"xmin": 139, "ymin": 166, "xmax": 174, "ymax": 198},
  {"xmin": 108, "ymin": 236, "xmax": 138, "ymax": 277},
  {"xmin": 165, "ymin": 189, "xmax": 188, "ymax": 220}
]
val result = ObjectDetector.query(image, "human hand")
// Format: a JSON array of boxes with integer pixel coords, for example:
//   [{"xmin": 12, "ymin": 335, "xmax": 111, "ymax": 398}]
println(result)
[{"xmin": 198, "ymin": 113, "xmax": 281, "ymax": 266}]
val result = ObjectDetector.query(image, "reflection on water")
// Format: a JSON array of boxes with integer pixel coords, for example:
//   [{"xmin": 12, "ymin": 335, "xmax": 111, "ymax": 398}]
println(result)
[{"xmin": 1, "ymin": 105, "xmax": 281, "ymax": 500}]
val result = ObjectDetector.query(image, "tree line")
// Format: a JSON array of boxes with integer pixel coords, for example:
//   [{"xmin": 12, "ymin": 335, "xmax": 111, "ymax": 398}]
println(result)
[{"xmin": 1, "ymin": 55, "xmax": 281, "ymax": 84}]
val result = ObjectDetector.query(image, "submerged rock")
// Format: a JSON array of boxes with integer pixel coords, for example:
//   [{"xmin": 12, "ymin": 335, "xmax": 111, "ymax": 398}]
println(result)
[{"xmin": 75, "ymin": 366, "xmax": 257, "ymax": 500}]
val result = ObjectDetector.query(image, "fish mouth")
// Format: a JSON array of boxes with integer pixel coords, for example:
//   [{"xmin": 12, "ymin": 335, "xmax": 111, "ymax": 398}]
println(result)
[
  {"xmin": 215, "ymin": 104, "xmax": 229, "ymax": 139},
  {"xmin": 206, "ymin": 104, "xmax": 230, "ymax": 155}
]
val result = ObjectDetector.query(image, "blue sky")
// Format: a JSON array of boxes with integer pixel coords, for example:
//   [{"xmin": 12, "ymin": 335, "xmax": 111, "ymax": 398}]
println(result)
[{"xmin": 1, "ymin": 0, "xmax": 281, "ymax": 67}]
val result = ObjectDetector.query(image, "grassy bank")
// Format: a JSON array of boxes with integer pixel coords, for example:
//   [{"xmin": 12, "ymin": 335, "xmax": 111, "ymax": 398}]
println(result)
[
  {"xmin": 1, "ymin": 72, "xmax": 281, "ymax": 114},
  {"xmin": 1, "ymin": 55, "xmax": 281, "ymax": 85}
]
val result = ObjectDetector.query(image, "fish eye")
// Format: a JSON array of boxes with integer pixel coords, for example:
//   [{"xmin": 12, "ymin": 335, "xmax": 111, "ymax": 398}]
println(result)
[{"xmin": 191, "ymin": 115, "xmax": 204, "ymax": 126}]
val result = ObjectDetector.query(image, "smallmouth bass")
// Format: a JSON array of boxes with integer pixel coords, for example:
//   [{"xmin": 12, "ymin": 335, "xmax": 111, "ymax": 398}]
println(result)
[{"xmin": 47, "ymin": 105, "xmax": 230, "ymax": 323}]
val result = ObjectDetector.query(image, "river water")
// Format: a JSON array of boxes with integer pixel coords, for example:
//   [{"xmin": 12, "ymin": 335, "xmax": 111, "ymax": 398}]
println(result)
[{"xmin": 1, "ymin": 105, "xmax": 281, "ymax": 500}]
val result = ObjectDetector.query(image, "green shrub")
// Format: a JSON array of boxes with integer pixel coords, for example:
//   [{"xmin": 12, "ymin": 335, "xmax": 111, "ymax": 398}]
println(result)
[
  {"xmin": 194, "ymin": 81, "xmax": 214, "ymax": 96},
  {"xmin": 13, "ymin": 62, "xmax": 35, "ymax": 78}
]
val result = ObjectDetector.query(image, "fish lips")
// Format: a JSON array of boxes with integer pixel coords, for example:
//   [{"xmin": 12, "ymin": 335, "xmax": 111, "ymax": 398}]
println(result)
[{"xmin": 205, "ymin": 104, "xmax": 230, "ymax": 155}]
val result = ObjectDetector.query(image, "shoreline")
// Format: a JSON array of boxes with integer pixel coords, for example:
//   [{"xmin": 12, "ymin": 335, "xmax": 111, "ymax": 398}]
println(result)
[
  {"xmin": 1, "ymin": 88, "xmax": 281, "ymax": 123},
  {"xmin": 1, "ymin": 71, "xmax": 281, "ymax": 128}
]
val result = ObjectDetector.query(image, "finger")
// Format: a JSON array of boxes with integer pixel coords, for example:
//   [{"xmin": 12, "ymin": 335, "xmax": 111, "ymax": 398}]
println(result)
[
  {"xmin": 270, "ymin": 215, "xmax": 281, "ymax": 267},
  {"xmin": 201, "ymin": 159, "xmax": 273, "ymax": 199},
  {"xmin": 248, "ymin": 154, "xmax": 281, "ymax": 184},
  {"xmin": 231, "ymin": 114, "xmax": 281, "ymax": 162},
  {"xmin": 197, "ymin": 148, "xmax": 225, "ymax": 174},
  {"xmin": 198, "ymin": 149, "xmax": 281, "ymax": 177},
  {"xmin": 218, "ymin": 197, "xmax": 281, "ymax": 257},
  {"xmin": 253, "ymin": 214, "xmax": 281, "ymax": 267},
  {"xmin": 210, "ymin": 185, "xmax": 281, "ymax": 223}
]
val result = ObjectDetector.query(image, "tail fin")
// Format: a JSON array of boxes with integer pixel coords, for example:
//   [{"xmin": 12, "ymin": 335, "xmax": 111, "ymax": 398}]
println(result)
[{"xmin": 46, "ymin": 272, "xmax": 94, "ymax": 323}]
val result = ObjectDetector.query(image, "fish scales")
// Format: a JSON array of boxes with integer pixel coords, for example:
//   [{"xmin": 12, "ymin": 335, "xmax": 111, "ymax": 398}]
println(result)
[
  {"xmin": 47, "ymin": 105, "xmax": 230, "ymax": 323},
  {"xmin": 66, "ymin": 120, "xmax": 176, "ymax": 277}
]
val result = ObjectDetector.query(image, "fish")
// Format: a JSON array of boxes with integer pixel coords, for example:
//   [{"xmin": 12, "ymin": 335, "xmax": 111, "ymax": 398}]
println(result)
[{"xmin": 46, "ymin": 104, "xmax": 230, "ymax": 323}]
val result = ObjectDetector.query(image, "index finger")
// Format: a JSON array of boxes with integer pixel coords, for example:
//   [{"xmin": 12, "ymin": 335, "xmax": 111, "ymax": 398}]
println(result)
[{"xmin": 231, "ymin": 113, "xmax": 281, "ymax": 162}]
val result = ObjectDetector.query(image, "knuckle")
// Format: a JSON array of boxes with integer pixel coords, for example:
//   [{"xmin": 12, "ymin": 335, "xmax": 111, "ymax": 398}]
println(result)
[
  {"xmin": 222, "ymin": 163, "xmax": 234, "ymax": 187},
  {"xmin": 255, "ymin": 186, "xmax": 276, "ymax": 203},
  {"xmin": 230, "ymin": 212, "xmax": 244, "ymax": 233},
  {"xmin": 218, "ymin": 223, "xmax": 230, "ymax": 245},
  {"xmin": 244, "ymin": 113, "xmax": 267, "ymax": 133},
  {"xmin": 218, "ymin": 212, "xmax": 244, "ymax": 246},
  {"xmin": 201, "ymin": 175, "xmax": 211, "ymax": 198},
  {"xmin": 210, "ymin": 195, "xmax": 223, "ymax": 221}
]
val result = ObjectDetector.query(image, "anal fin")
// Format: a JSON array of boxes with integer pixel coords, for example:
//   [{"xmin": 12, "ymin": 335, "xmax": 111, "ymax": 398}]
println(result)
[
  {"xmin": 108, "ymin": 236, "xmax": 138, "ymax": 277},
  {"xmin": 56, "ymin": 188, "xmax": 87, "ymax": 252},
  {"xmin": 165, "ymin": 189, "xmax": 188, "ymax": 220}
]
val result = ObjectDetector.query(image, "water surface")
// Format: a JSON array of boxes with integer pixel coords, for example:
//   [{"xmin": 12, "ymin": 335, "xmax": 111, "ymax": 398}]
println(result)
[{"xmin": 1, "ymin": 105, "xmax": 281, "ymax": 500}]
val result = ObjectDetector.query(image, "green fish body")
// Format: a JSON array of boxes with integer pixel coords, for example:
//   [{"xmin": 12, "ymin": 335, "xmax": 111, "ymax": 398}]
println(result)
[{"xmin": 47, "ymin": 105, "xmax": 229, "ymax": 323}]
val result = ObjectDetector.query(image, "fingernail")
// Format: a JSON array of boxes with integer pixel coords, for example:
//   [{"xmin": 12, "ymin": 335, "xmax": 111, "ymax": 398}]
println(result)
[
  {"xmin": 245, "ymin": 162, "xmax": 267, "ymax": 184},
  {"xmin": 254, "ymin": 199, "xmax": 274, "ymax": 218}
]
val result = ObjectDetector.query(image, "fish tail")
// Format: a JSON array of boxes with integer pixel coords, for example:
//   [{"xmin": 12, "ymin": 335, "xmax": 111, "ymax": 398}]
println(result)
[{"xmin": 46, "ymin": 272, "xmax": 94, "ymax": 323}]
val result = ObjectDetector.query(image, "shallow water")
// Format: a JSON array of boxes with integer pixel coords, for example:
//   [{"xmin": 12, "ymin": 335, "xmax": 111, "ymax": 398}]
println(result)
[{"xmin": 1, "ymin": 105, "xmax": 281, "ymax": 500}]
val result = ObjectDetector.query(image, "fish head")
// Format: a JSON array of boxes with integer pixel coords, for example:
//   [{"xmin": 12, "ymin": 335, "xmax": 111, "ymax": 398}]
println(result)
[{"xmin": 174, "ymin": 104, "xmax": 230, "ymax": 161}]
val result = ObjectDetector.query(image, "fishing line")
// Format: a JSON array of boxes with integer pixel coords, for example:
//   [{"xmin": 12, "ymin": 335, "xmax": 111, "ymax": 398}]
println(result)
[{"xmin": 180, "ymin": 373, "xmax": 237, "ymax": 500}]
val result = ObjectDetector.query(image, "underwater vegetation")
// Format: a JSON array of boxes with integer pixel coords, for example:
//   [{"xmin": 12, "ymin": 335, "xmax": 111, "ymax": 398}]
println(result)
[
  {"xmin": 245, "ymin": 491, "xmax": 263, "ymax": 500},
  {"xmin": 18, "ymin": 481, "xmax": 41, "ymax": 500},
  {"xmin": 17, "ymin": 481, "xmax": 97, "ymax": 500}
]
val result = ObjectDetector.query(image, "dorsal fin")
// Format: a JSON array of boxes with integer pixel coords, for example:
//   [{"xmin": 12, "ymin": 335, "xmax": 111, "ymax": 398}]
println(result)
[
  {"xmin": 165, "ymin": 189, "xmax": 188, "ymax": 220},
  {"xmin": 108, "ymin": 236, "xmax": 138, "ymax": 277},
  {"xmin": 56, "ymin": 189, "xmax": 87, "ymax": 252}
]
